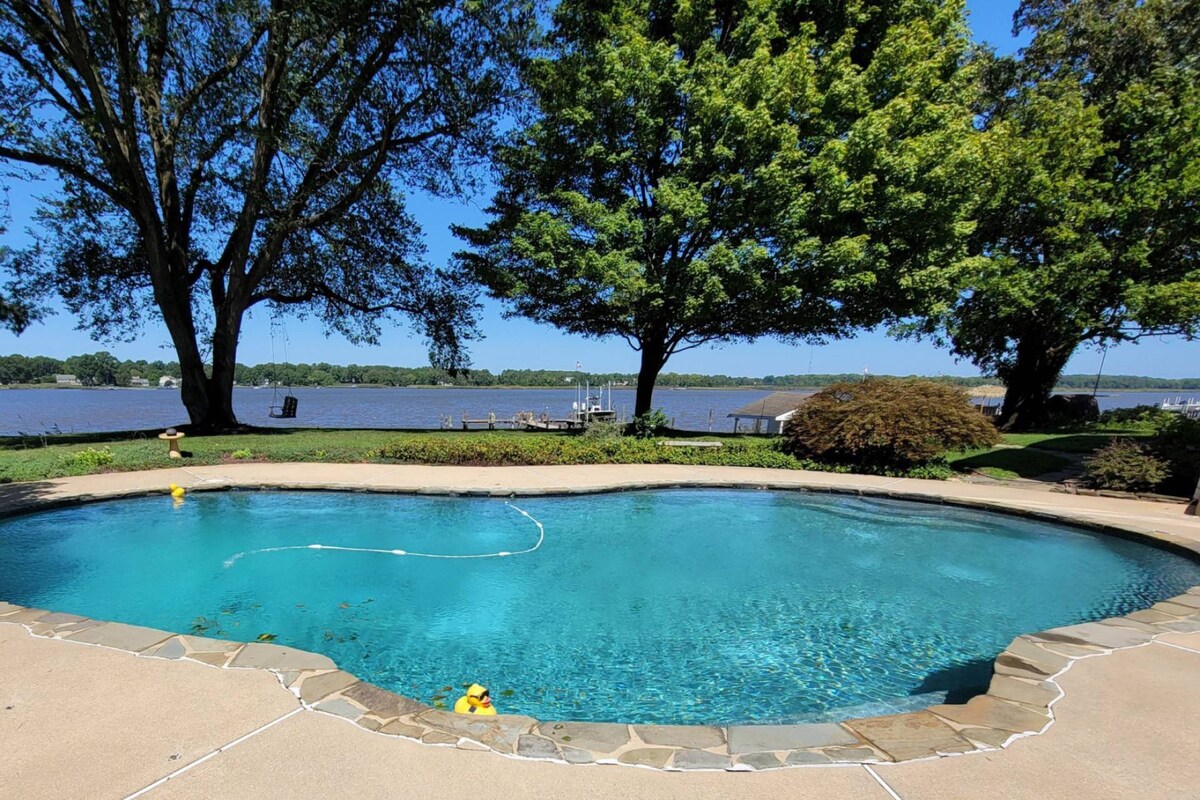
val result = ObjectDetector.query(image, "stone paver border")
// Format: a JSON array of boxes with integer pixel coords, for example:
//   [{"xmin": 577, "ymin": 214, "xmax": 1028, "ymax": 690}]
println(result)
[{"xmin": 2, "ymin": 464, "xmax": 1199, "ymax": 772}]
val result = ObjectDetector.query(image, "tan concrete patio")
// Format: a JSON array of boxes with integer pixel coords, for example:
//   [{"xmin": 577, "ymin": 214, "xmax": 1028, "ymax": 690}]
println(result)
[
  {"xmin": 3, "ymin": 624, "xmax": 1198, "ymax": 800},
  {"xmin": 2, "ymin": 464, "xmax": 1199, "ymax": 798}
]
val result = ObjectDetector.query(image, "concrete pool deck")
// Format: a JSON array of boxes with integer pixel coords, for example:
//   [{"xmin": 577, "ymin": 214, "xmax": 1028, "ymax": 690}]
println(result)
[{"xmin": 2, "ymin": 463, "xmax": 1200, "ymax": 798}]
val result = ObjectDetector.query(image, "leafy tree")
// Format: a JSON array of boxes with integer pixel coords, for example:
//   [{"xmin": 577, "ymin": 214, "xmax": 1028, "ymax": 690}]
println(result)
[
  {"xmin": 0, "ymin": 0, "xmax": 532, "ymax": 429},
  {"xmin": 456, "ymin": 0, "xmax": 980, "ymax": 416},
  {"xmin": 64, "ymin": 351, "xmax": 121, "ymax": 386},
  {"xmin": 913, "ymin": 0, "xmax": 1200, "ymax": 430}
]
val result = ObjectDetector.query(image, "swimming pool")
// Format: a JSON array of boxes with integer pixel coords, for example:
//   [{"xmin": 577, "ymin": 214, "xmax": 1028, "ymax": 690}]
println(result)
[{"xmin": 2, "ymin": 489, "xmax": 1197, "ymax": 725}]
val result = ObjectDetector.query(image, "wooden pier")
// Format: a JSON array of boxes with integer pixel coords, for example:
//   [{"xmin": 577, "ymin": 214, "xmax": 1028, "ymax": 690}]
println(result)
[{"xmin": 451, "ymin": 409, "xmax": 619, "ymax": 431}]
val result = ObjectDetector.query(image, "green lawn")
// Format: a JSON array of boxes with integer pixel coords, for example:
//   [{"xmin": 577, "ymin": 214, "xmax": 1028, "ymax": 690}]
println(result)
[
  {"xmin": 945, "ymin": 446, "xmax": 1072, "ymax": 480},
  {"xmin": 999, "ymin": 430, "xmax": 1152, "ymax": 453},
  {"xmin": 0, "ymin": 428, "xmax": 792, "ymax": 483},
  {"xmin": 0, "ymin": 423, "xmax": 1156, "ymax": 486},
  {"xmin": 944, "ymin": 429, "xmax": 1155, "ymax": 481},
  {"xmin": 0, "ymin": 428, "xmax": 401, "ymax": 482}
]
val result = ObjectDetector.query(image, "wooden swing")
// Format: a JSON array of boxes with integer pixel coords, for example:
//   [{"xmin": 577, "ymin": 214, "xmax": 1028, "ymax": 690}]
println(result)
[{"xmin": 268, "ymin": 321, "xmax": 299, "ymax": 419}]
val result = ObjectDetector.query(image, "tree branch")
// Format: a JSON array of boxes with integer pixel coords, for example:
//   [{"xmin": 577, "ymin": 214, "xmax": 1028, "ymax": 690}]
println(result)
[{"xmin": 0, "ymin": 144, "xmax": 131, "ymax": 208}]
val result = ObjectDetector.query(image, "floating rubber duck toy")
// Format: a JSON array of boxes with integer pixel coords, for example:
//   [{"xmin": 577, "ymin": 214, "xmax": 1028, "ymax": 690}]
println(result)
[
  {"xmin": 453, "ymin": 684, "xmax": 496, "ymax": 716},
  {"xmin": 169, "ymin": 483, "xmax": 186, "ymax": 499}
]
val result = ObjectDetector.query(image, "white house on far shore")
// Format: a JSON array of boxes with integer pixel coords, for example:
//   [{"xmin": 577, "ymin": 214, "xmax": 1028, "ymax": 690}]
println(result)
[
  {"xmin": 54, "ymin": 374, "xmax": 81, "ymax": 386},
  {"xmin": 158, "ymin": 376, "xmax": 179, "ymax": 388},
  {"xmin": 727, "ymin": 391, "xmax": 812, "ymax": 434}
]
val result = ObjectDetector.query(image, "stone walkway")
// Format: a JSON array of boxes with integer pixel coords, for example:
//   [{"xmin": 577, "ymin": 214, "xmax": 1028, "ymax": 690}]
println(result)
[{"xmin": 2, "ymin": 464, "xmax": 1200, "ymax": 798}]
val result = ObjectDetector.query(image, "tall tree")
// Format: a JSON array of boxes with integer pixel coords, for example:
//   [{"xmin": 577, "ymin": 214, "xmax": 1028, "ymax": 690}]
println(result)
[
  {"xmin": 456, "ymin": 0, "xmax": 980, "ymax": 416},
  {"xmin": 916, "ymin": 0, "xmax": 1200, "ymax": 430},
  {"xmin": 0, "ymin": 0, "xmax": 532, "ymax": 429}
]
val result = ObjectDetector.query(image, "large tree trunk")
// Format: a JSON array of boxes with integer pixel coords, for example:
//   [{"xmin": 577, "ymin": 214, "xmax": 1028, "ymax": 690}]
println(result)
[
  {"xmin": 158, "ymin": 286, "xmax": 244, "ymax": 431},
  {"xmin": 633, "ymin": 341, "xmax": 668, "ymax": 418},
  {"xmin": 997, "ymin": 334, "xmax": 1076, "ymax": 431},
  {"xmin": 1187, "ymin": 471, "xmax": 1199, "ymax": 516}
]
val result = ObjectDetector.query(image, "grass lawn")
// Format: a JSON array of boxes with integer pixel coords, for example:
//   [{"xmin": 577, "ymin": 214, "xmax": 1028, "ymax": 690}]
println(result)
[
  {"xmin": 945, "ymin": 446, "xmax": 1072, "ymax": 480},
  {"xmin": 0, "ymin": 427, "xmax": 792, "ymax": 483},
  {"xmin": 945, "ymin": 429, "xmax": 1155, "ymax": 481},
  {"xmin": 999, "ymin": 430, "xmax": 1152, "ymax": 453},
  {"xmin": 0, "ymin": 423, "xmax": 1160, "ymax": 486}
]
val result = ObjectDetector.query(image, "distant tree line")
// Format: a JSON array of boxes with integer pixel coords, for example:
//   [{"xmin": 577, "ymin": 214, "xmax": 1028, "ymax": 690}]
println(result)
[{"xmin": 3, "ymin": 352, "xmax": 1198, "ymax": 391}]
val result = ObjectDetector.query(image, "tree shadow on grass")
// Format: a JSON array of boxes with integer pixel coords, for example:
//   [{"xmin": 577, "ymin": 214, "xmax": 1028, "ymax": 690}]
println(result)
[{"xmin": 953, "ymin": 448, "xmax": 1072, "ymax": 480}]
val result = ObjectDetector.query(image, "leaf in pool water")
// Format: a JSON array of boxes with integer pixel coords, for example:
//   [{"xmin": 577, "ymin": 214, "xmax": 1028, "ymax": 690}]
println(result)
[
  {"xmin": 500, "ymin": 689, "xmax": 514, "ymax": 698},
  {"xmin": 363, "ymin": 598, "xmax": 374, "ymax": 603},
  {"xmin": 338, "ymin": 602, "xmax": 349, "ymax": 609},
  {"xmin": 295, "ymin": 603, "xmax": 305, "ymax": 609},
  {"xmin": 220, "ymin": 608, "xmax": 234, "ymax": 615},
  {"xmin": 441, "ymin": 686, "xmax": 453, "ymax": 692},
  {"xmin": 431, "ymin": 695, "xmax": 447, "ymax": 702},
  {"xmin": 461, "ymin": 683, "xmax": 471, "ymax": 689},
  {"xmin": 256, "ymin": 633, "xmax": 277, "ymax": 642},
  {"xmin": 433, "ymin": 700, "xmax": 447, "ymax": 710},
  {"xmin": 250, "ymin": 603, "xmax": 261, "ymax": 609},
  {"xmin": 323, "ymin": 631, "xmax": 335, "ymax": 641}
]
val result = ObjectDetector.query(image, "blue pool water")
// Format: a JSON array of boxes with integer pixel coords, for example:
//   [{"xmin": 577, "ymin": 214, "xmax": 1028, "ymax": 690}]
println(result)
[{"xmin": 2, "ymin": 490, "xmax": 1197, "ymax": 725}]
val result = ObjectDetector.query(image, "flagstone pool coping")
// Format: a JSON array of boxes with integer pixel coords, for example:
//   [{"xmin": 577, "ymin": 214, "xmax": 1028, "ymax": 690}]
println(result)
[{"xmin": 1, "ymin": 463, "xmax": 1199, "ymax": 771}]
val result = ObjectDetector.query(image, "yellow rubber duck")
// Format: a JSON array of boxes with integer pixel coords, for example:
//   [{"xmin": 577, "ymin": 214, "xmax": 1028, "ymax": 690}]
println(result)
[
  {"xmin": 169, "ymin": 483, "xmax": 186, "ymax": 499},
  {"xmin": 453, "ymin": 683, "xmax": 496, "ymax": 716}
]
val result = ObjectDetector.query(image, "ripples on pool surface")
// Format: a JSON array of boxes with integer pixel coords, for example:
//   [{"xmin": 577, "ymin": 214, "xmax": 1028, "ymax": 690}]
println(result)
[{"xmin": 3, "ymin": 489, "xmax": 1198, "ymax": 725}]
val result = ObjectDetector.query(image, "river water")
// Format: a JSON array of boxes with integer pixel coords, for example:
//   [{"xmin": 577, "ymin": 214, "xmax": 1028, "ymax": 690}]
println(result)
[{"xmin": 1, "ymin": 386, "xmax": 1192, "ymax": 436}]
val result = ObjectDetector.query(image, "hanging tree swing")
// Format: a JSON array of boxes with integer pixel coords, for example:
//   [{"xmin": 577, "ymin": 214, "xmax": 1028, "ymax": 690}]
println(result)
[{"xmin": 268, "ymin": 319, "xmax": 298, "ymax": 419}]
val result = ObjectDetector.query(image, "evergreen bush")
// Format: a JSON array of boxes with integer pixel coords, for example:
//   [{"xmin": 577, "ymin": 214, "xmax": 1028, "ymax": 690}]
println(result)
[{"xmin": 1082, "ymin": 438, "xmax": 1169, "ymax": 492}]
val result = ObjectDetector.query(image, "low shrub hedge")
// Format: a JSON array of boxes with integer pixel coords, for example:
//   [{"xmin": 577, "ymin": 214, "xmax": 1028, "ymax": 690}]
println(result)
[
  {"xmin": 368, "ymin": 435, "xmax": 955, "ymax": 479},
  {"xmin": 369, "ymin": 436, "xmax": 800, "ymax": 468}
]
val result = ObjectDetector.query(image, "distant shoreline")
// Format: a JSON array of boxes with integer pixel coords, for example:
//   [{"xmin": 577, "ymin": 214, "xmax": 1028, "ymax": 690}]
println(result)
[{"xmin": 3, "ymin": 383, "xmax": 1200, "ymax": 393}]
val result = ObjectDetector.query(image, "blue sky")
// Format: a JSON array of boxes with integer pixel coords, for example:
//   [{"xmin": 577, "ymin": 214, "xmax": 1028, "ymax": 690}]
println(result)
[{"xmin": 1, "ymin": 1, "xmax": 1196, "ymax": 377}]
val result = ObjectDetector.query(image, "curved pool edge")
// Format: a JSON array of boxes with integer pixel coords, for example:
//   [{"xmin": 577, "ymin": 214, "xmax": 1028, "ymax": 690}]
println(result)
[{"xmin": 2, "ymin": 463, "xmax": 1199, "ymax": 771}]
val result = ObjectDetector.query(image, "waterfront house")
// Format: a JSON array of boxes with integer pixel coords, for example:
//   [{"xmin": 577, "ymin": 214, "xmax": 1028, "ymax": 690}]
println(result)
[
  {"xmin": 727, "ymin": 392, "xmax": 812, "ymax": 434},
  {"xmin": 54, "ymin": 374, "xmax": 81, "ymax": 386}
]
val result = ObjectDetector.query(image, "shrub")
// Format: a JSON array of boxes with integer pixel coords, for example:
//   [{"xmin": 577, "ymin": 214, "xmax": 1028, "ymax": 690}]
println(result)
[
  {"xmin": 581, "ymin": 420, "xmax": 624, "ymax": 440},
  {"xmin": 1082, "ymin": 438, "xmax": 1169, "ymax": 492},
  {"xmin": 1148, "ymin": 416, "xmax": 1200, "ymax": 496},
  {"xmin": 367, "ymin": 434, "xmax": 952, "ymax": 478},
  {"xmin": 230, "ymin": 448, "xmax": 253, "ymax": 460},
  {"xmin": 782, "ymin": 379, "xmax": 1001, "ymax": 469},
  {"xmin": 69, "ymin": 446, "xmax": 115, "ymax": 470},
  {"xmin": 630, "ymin": 409, "xmax": 669, "ymax": 439},
  {"xmin": 1095, "ymin": 405, "xmax": 1173, "ymax": 431}
]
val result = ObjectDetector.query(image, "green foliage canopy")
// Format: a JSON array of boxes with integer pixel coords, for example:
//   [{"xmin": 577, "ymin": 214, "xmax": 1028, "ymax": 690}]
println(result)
[
  {"xmin": 457, "ymin": 0, "xmax": 981, "ymax": 415},
  {"xmin": 913, "ymin": 0, "xmax": 1200, "ymax": 429}
]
